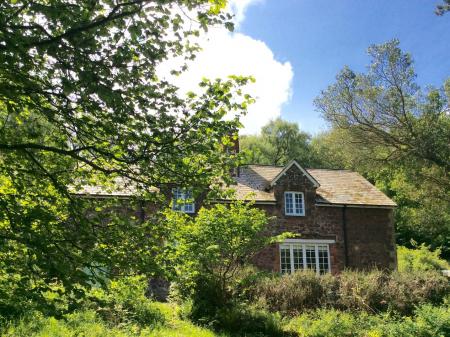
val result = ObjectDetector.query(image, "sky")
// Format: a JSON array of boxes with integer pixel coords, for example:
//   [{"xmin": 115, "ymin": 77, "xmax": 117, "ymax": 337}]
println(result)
[{"xmin": 165, "ymin": 0, "xmax": 450, "ymax": 135}]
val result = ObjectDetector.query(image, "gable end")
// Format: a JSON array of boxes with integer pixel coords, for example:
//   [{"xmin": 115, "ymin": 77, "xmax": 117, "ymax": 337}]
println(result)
[{"xmin": 270, "ymin": 160, "xmax": 320, "ymax": 188}]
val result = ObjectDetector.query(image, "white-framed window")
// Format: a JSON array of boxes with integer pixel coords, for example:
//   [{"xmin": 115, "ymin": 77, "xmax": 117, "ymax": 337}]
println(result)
[
  {"xmin": 172, "ymin": 188, "xmax": 195, "ymax": 213},
  {"xmin": 280, "ymin": 240, "xmax": 332, "ymax": 275},
  {"xmin": 284, "ymin": 191, "xmax": 305, "ymax": 216}
]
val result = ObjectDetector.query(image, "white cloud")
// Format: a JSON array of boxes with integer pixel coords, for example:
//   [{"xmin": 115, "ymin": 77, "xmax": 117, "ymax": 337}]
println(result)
[
  {"xmin": 228, "ymin": 0, "xmax": 263, "ymax": 26},
  {"xmin": 158, "ymin": 0, "xmax": 293, "ymax": 134}
]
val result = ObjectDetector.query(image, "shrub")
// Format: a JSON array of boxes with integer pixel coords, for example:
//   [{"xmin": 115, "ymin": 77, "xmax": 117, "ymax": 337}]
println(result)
[
  {"xmin": 253, "ymin": 270, "xmax": 338, "ymax": 315},
  {"xmin": 250, "ymin": 269, "xmax": 449, "ymax": 316},
  {"xmin": 165, "ymin": 201, "xmax": 291, "ymax": 313},
  {"xmin": 182, "ymin": 276, "xmax": 227, "ymax": 326},
  {"xmin": 85, "ymin": 275, "xmax": 164, "ymax": 328},
  {"xmin": 1, "ymin": 310, "xmax": 133, "ymax": 337},
  {"xmin": 336, "ymin": 269, "xmax": 389, "ymax": 313},
  {"xmin": 397, "ymin": 244, "xmax": 450, "ymax": 272},
  {"xmin": 284, "ymin": 309, "xmax": 376, "ymax": 337},
  {"xmin": 284, "ymin": 304, "xmax": 450, "ymax": 337},
  {"xmin": 230, "ymin": 265, "xmax": 275, "ymax": 303},
  {"xmin": 383, "ymin": 270, "xmax": 450, "ymax": 315},
  {"xmin": 215, "ymin": 305, "xmax": 285, "ymax": 337}
]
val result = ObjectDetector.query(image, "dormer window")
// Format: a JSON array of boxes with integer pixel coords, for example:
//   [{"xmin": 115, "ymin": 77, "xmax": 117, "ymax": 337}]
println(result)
[
  {"xmin": 172, "ymin": 188, "xmax": 195, "ymax": 213},
  {"xmin": 284, "ymin": 191, "xmax": 305, "ymax": 216}
]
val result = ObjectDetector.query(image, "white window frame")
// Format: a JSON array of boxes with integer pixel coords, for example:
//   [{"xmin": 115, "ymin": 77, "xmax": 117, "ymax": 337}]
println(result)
[
  {"xmin": 284, "ymin": 191, "xmax": 305, "ymax": 216},
  {"xmin": 279, "ymin": 239, "xmax": 332, "ymax": 275},
  {"xmin": 172, "ymin": 188, "xmax": 195, "ymax": 213}
]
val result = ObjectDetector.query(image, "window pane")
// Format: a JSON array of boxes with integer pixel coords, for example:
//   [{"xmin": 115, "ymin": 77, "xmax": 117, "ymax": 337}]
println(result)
[
  {"xmin": 305, "ymin": 244, "xmax": 316, "ymax": 270},
  {"xmin": 285, "ymin": 193, "xmax": 293, "ymax": 214},
  {"xmin": 293, "ymin": 245, "xmax": 303, "ymax": 271},
  {"xmin": 172, "ymin": 188, "xmax": 182, "ymax": 211},
  {"xmin": 294, "ymin": 193, "xmax": 304, "ymax": 214},
  {"xmin": 173, "ymin": 188, "xmax": 194, "ymax": 213},
  {"xmin": 318, "ymin": 245, "xmax": 329, "ymax": 274},
  {"xmin": 280, "ymin": 246, "xmax": 291, "ymax": 274}
]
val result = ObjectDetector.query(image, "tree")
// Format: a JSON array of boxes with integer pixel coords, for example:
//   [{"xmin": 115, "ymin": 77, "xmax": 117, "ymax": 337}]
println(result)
[
  {"xmin": 436, "ymin": 0, "xmax": 450, "ymax": 15},
  {"xmin": 314, "ymin": 39, "xmax": 450, "ymax": 257},
  {"xmin": 165, "ymin": 200, "xmax": 288, "ymax": 306},
  {"xmin": 0, "ymin": 0, "xmax": 251, "ymax": 315},
  {"xmin": 315, "ymin": 40, "xmax": 449, "ymax": 174},
  {"xmin": 240, "ymin": 118, "xmax": 319, "ymax": 167},
  {"xmin": 397, "ymin": 244, "xmax": 450, "ymax": 272}
]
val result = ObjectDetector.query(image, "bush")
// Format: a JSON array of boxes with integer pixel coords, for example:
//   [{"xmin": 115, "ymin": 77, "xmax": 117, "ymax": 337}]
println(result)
[
  {"xmin": 250, "ymin": 269, "xmax": 449, "ymax": 316},
  {"xmin": 253, "ymin": 270, "xmax": 337, "ymax": 315},
  {"xmin": 175, "ymin": 274, "xmax": 286, "ymax": 336},
  {"xmin": 1, "ymin": 310, "xmax": 135, "ymax": 337},
  {"xmin": 284, "ymin": 309, "xmax": 375, "ymax": 337},
  {"xmin": 383, "ymin": 270, "xmax": 450, "ymax": 315},
  {"xmin": 337, "ymin": 269, "xmax": 387, "ymax": 313},
  {"xmin": 397, "ymin": 244, "xmax": 450, "ymax": 272},
  {"xmin": 180, "ymin": 276, "xmax": 227, "ymax": 326},
  {"xmin": 215, "ymin": 305, "xmax": 285, "ymax": 337},
  {"xmin": 85, "ymin": 276, "xmax": 164, "ymax": 328},
  {"xmin": 284, "ymin": 304, "xmax": 450, "ymax": 337},
  {"xmin": 1, "ymin": 303, "xmax": 221, "ymax": 337}
]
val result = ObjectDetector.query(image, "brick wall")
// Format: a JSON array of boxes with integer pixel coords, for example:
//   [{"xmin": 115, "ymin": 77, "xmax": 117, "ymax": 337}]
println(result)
[
  {"xmin": 345, "ymin": 207, "xmax": 397, "ymax": 270},
  {"xmin": 251, "ymin": 164, "xmax": 396, "ymax": 274}
]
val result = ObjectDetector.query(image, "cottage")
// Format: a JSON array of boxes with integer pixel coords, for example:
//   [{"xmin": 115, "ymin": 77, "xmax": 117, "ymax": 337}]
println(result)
[
  {"xmin": 226, "ymin": 160, "xmax": 397, "ymax": 274},
  {"xmin": 78, "ymin": 159, "xmax": 397, "ymax": 275}
]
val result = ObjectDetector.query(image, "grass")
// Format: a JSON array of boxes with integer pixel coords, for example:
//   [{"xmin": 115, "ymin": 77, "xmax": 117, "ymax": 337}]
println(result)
[
  {"xmin": 3, "ymin": 301, "xmax": 449, "ymax": 337},
  {"xmin": 1, "ymin": 303, "xmax": 225, "ymax": 337}
]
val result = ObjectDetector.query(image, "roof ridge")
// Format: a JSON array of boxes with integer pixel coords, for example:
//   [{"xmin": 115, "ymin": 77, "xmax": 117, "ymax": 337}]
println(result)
[
  {"xmin": 243, "ymin": 163, "xmax": 284, "ymax": 168},
  {"xmin": 307, "ymin": 168, "xmax": 354, "ymax": 172}
]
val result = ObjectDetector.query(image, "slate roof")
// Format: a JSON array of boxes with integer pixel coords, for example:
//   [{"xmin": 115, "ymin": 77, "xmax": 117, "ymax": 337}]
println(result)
[
  {"xmin": 232, "ymin": 164, "xmax": 396, "ymax": 207},
  {"xmin": 73, "ymin": 163, "xmax": 396, "ymax": 207}
]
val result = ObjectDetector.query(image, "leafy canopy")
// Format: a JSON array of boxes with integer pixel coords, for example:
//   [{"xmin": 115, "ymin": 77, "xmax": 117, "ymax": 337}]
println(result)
[
  {"xmin": 165, "ymin": 200, "xmax": 289, "ymax": 297},
  {"xmin": 0, "ymin": 0, "xmax": 252, "ymax": 316},
  {"xmin": 240, "ymin": 118, "xmax": 319, "ymax": 167},
  {"xmin": 315, "ymin": 39, "xmax": 450, "ymax": 256}
]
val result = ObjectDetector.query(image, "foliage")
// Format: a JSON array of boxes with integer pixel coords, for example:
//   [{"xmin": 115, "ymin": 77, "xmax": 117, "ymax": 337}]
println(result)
[
  {"xmin": 0, "ymin": 0, "xmax": 252, "ymax": 313},
  {"xmin": 383, "ymin": 271, "xmax": 450, "ymax": 315},
  {"xmin": 397, "ymin": 244, "xmax": 450, "ymax": 272},
  {"xmin": 213, "ymin": 304, "xmax": 285, "ymax": 336},
  {"xmin": 166, "ymin": 200, "xmax": 287, "ymax": 298},
  {"xmin": 240, "ymin": 118, "xmax": 319, "ymax": 166},
  {"xmin": 284, "ymin": 309, "xmax": 373, "ymax": 337},
  {"xmin": 248, "ymin": 269, "xmax": 449, "ymax": 316},
  {"xmin": 316, "ymin": 39, "xmax": 450, "ymax": 173},
  {"xmin": 336, "ymin": 270, "xmax": 387, "ymax": 314},
  {"xmin": 284, "ymin": 304, "xmax": 450, "ymax": 337},
  {"xmin": 84, "ymin": 276, "xmax": 164, "ymax": 328},
  {"xmin": 1, "ymin": 304, "xmax": 218, "ymax": 337},
  {"xmin": 253, "ymin": 270, "xmax": 337, "ymax": 315},
  {"xmin": 4, "ymin": 303, "xmax": 450, "ymax": 337},
  {"xmin": 165, "ymin": 200, "xmax": 290, "ymax": 329},
  {"xmin": 436, "ymin": 0, "xmax": 450, "ymax": 15},
  {"xmin": 314, "ymin": 39, "xmax": 450, "ymax": 256}
]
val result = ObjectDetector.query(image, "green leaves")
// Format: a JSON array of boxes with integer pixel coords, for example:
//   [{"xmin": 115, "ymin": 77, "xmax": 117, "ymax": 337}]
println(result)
[
  {"xmin": 314, "ymin": 40, "xmax": 450, "ymax": 257},
  {"xmin": 240, "ymin": 118, "xmax": 319, "ymax": 167},
  {"xmin": 164, "ymin": 200, "xmax": 284, "ymax": 297},
  {"xmin": 0, "ymin": 0, "xmax": 249, "ymax": 316}
]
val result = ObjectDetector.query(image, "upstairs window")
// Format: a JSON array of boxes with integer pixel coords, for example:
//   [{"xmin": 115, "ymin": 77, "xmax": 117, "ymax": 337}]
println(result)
[
  {"xmin": 284, "ymin": 191, "xmax": 305, "ymax": 216},
  {"xmin": 280, "ymin": 241, "xmax": 331, "ymax": 275},
  {"xmin": 172, "ymin": 188, "xmax": 195, "ymax": 213}
]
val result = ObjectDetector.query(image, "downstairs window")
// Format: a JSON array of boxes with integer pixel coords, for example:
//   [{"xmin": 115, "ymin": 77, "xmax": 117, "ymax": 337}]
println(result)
[{"xmin": 280, "ymin": 240, "xmax": 331, "ymax": 275}]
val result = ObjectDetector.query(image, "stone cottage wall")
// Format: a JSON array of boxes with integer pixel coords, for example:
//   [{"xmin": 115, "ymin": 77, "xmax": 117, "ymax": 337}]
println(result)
[
  {"xmin": 345, "ymin": 207, "xmax": 397, "ymax": 270},
  {"xmin": 250, "ymin": 164, "xmax": 396, "ymax": 274}
]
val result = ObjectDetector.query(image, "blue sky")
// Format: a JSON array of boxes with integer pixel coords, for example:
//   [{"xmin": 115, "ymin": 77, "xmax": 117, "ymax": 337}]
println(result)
[{"xmin": 234, "ymin": 0, "xmax": 450, "ymax": 134}]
